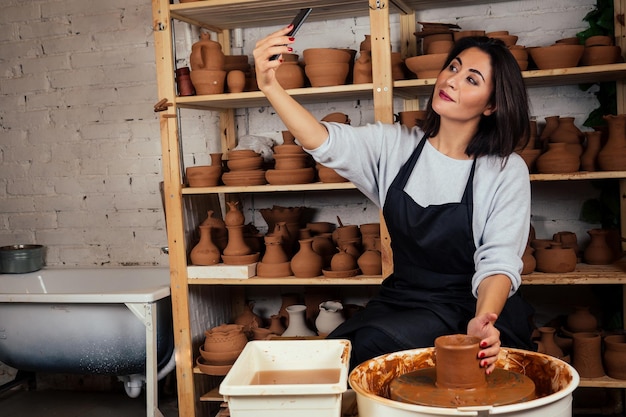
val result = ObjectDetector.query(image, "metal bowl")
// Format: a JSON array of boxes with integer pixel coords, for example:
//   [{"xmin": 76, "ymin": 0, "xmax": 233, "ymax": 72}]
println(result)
[{"xmin": 0, "ymin": 244, "xmax": 45, "ymax": 273}]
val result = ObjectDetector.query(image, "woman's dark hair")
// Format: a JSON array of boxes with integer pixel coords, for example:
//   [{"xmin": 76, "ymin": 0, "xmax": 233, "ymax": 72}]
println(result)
[{"xmin": 420, "ymin": 36, "xmax": 530, "ymax": 159}]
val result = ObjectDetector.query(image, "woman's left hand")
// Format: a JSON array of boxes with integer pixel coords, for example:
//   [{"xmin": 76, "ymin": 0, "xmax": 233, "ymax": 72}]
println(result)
[{"xmin": 467, "ymin": 312, "xmax": 500, "ymax": 374}]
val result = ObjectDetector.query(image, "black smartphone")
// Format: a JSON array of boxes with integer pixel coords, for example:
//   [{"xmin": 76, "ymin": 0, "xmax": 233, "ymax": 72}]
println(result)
[{"xmin": 269, "ymin": 8, "xmax": 313, "ymax": 61}]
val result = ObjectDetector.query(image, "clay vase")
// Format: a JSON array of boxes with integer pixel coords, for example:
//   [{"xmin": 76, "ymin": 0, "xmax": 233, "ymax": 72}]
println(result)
[
  {"xmin": 190, "ymin": 32, "xmax": 225, "ymax": 71},
  {"xmin": 225, "ymin": 201, "xmax": 245, "ymax": 227},
  {"xmin": 268, "ymin": 314, "xmax": 286, "ymax": 336},
  {"xmin": 521, "ymin": 244, "xmax": 536, "ymax": 275},
  {"xmin": 584, "ymin": 228, "xmax": 614, "ymax": 265},
  {"xmin": 534, "ymin": 242, "xmax": 577, "ymax": 273},
  {"xmin": 201, "ymin": 210, "xmax": 228, "ymax": 252},
  {"xmin": 275, "ymin": 59, "xmax": 305, "ymax": 89},
  {"xmin": 597, "ymin": 114, "xmax": 626, "ymax": 171},
  {"xmin": 226, "ymin": 70, "xmax": 246, "ymax": 93},
  {"xmin": 234, "ymin": 302, "xmax": 262, "ymax": 337},
  {"xmin": 603, "ymin": 334, "xmax": 626, "ymax": 379},
  {"xmin": 540, "ymin": 115, "xmax": 560, "ymax": 142},
  {"xmin": 549, "ymin": 116, "xmax": 583, "ymax": 148},
  {"xmin": 190, "ymin": 225, "xmax": 221, "ymax": 265},
  {"xmin": 190, "ymin": 69, "xmax": 226, "ymax": 95},
  {"xmin": 330, "ymin": 248, "xmax": 357, "ymax": 272},
  {"xmin": 536, "ymin": 326, "xmax": 564, "ymax": 358},
  {"xmin": 175, "ymin": 66, "xmax": 195, "ymax": 96},
  {"xmin": 535, "ymin": 142, "xmax": 580, "ymax": 173},
  {"xmin": 353, "ymin": 50, "xmax": 373, "ymax": 84},
  {"xmin": 359, "ymin": 35, "xmax": 372, "ymax": 52},
  {"xmin": 358, "ymin": 246, "xmax": 382, "ymax": 275},
  {"xmin": 312, "ymin": 233, "xmax": 336, "ymax": 268},
  {"xmin": 581, "ymin": 131, "xmax": 602, "ymax": 171},
  {"xmin": 435, "ymin": 334, "xmax": 486, "ymax": 390},
  {"xmin": 272, "ymin": 221, "xmax": 294, "ymax": 259},
  {"xmin": 315, "ymin": 301, "xmax": 346, "ymax": 337},
  {"xmin": 223, "ymin": 225, "xmax": 251, "ymax": 256},
  {"xmin": 282, "ymin": 304, "xmax": 317, "ymax": 337},
  {"xmin": 567, "ymin": 306, "xmax": 598, "ymax": 333},
  {"xmin": 257, "ymin": 235, "xmax": 292, "ymax": 278},
  {"xmin": 572, "ymin": 332, "xmax": 605, "ymax": 378},
  {"xmin": 290, "ymin": 238, "xmax": 323, "ymax": 277}
]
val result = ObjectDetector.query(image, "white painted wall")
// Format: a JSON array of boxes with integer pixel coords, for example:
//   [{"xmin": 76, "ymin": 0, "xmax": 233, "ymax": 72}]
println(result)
[{"xmin": 0, "ymin": 0, "xmax": 605, "ymax": 268}]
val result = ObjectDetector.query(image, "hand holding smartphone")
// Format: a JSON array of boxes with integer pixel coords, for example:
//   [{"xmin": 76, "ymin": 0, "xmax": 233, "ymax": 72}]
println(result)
[{"xmin": 269, "ymin": 8, "xmax": 312, "ymax": 61}]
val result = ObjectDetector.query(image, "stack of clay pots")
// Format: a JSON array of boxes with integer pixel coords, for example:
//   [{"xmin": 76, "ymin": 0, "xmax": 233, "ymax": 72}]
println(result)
[
  {"xmin": 221, "ymin": 149, "xmax": 266, "ymax": 186},
  {"xmin": 581, "ymin": 35, "xmax": 621, "ymax": 66},
  {"xmin": 266, "ymin": 131, "xmax": 315, "ymax": 185},
  {"xmin": 189, "ymin": 32, "xmax": 226, "ymax": 95},
  {"xmin": 303, "ymin": 48, "xmax": 353, "ymax": 87},
  {"xmin": 197, "ymin": 324, "xmax": 247, "ymax": 375},
  {"xmin": 528, "ymin": 39, "xmax": 585, "ymax": 70},
  {"xmin": 535, "ymin": 115, "xmax": 584, "ymax": 174}
]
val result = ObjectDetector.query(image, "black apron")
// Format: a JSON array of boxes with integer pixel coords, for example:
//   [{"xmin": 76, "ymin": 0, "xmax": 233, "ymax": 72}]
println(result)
[{"xmin": 329, "ymin": 138, "xmax": 534, "ymax": 364}]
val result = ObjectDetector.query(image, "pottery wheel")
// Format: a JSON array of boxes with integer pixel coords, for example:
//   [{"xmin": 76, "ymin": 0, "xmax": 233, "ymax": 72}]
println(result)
[{"xmin": 389, "ymin": 367, "xmax": 536, "ymax": 408}]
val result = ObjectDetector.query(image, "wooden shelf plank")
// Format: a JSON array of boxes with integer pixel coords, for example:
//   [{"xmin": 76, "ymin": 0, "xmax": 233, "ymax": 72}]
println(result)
[
  {"xmin": 188, "ymin": 274, "xmax": 384, "ymax": 285},
  {"xmin": 530, "ymin": 171, "xmax": 626, "ymax": 181},
  {"xmin": 182, "ymin": 181, "xmax": 356, "ymax": 194},
  {"xmin": 199, "ymin": 386, "xmax": 224, "ymax": 402},
  {"xmin": 578, "ymin": 375, "xmax": 626, "ymax": 388}
]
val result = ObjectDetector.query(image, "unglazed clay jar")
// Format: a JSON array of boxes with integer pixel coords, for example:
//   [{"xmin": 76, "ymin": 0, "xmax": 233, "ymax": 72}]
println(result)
[
  {"xmin": 190, "ymin": 225, "xmax": 221, "ymax": 265},
  {"xmin": 537, "ymin": 327, "xmax": 564, "ymax": 358},
  {"xmin": 566, "ymin": 306, "xmax": 598, "ymax": 333},
  {"xmin": 584, "ymin": 228, "xmax": 614, "ymax": 265},
  {"xmin": 534, "ymin": 242, "xmax": 577, "ymax": 273},
  {"xmin": 603, "ymin": 334, "xmax": 626, "ymax": 379},
  {"xmin": 598, "ymin": 114, "xmax": 626, "ymax": 171},
  {"xmin": 226, "ymin": 69, "xmax": 246, "ymax": 93},
  {"xmin": 290, "ymin": 238, "xmax": 323, "ymax": 278},
  {"xmin": 572, "ymin": 332, "xmax": 605, "ymax": 378}
]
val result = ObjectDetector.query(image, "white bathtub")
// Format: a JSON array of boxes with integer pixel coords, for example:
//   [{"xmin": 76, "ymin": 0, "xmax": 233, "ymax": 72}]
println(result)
[{"xmin": 0, "ymin": 267, "xmax": 173, "ymax": 417}]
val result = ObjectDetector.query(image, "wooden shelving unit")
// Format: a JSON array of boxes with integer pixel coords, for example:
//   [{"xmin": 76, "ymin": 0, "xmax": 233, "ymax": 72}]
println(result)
[{"xmin": 151, "ymin": 0, "xmax": 626, "ymax": 415}]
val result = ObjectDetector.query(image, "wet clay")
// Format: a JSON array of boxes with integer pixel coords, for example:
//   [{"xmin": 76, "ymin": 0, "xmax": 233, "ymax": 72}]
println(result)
[
  {"xmin": 387, "ymin": 335, "xmax": 536, "ymax": 408},
  {"xmin": 249, "ymin": 368, "xmax": 340, "ymax": 385}
]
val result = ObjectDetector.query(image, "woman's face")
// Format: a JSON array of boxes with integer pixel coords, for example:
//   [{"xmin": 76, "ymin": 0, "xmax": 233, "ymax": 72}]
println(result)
[{"xmin": 431, "ymin": 47, "xmax": 495, "ymax": 125}]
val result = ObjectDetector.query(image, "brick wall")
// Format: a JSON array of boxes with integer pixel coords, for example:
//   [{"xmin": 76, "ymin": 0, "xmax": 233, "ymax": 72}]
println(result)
[{"xmin": 0, "ymin": 0, "xmax": 603, "ymax": 268}]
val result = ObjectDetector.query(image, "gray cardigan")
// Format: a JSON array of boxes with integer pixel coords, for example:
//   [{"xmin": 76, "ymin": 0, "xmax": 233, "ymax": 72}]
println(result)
[{"xmin": 306, "ymin": 121, "xmax": 531, "ymax": 298}]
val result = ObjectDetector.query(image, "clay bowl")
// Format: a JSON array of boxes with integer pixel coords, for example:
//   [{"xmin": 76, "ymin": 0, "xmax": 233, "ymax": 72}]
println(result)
[
  {"xmin": 453, "ymin": 30, "xmax": 485, "ymax": 41},
  {"xmin": 273, "ymin": 144, "xmax": 305, "ymax": 154},
  {"xmin": 204, "ymin": 324, "xmax": 248, "ymax": 352},
  {"xmin": 508, "ymin": 46, "xmax": 528, "ymax": 61},
  {"xmin": 190, "ymin": 69, "xmax": 226, "ymax": 95},
  {"xmin": 186, "ymin": 165, "xmax": 222, "ymax": 187},
  {"xmin": 265, "ymin": 167, "xmax": 315, "ymax": 185},
  {"xmin": 421, "ymin": 33, "xmax": 453, "ymax": 55},
  {"xmin": 274, "ymin": 153, "xmax": 311, "ymax": 170},
  {"xmin": 322, "ymin": 268, "xmax": 359, "ymax": 278},
  {"xmin": 581, "ymin": 45, "xmax": 621, "ymax": 66},
  {"xmin": 259, "ymin": 206, "xmax": 303, "ymax": 229},
  {"xmin": 359, "ymin": 223, "xmax": 381, "ymax": 236},
  {"xmin": 585, "ymin": 35, "xmax": 613, "ymax": 47},
  {"xmin": 221, "ymin": 252, "xmax": 260, "ymax": 265},
  {"xmin": 226, "ymin": 155, "xmax": 263, "ymax": 171},
  {"xmin": 426, "ymin": 40, "xmax": 454, "ymax": 55},
  {"xmin": 321, "ymin": 112, "xmax": 350, "ymax": 124},
  {"xmin": 196, "ymin": 356, "xmax": 232, "ymax": 376},
  {"xmin": 302, "ymin": 48, "xmax": 352, "ymax": 65},
  {"xmin": 228, "ymin": 149, "xmax": 259, "ymax": 159},
  {"xmin": 528, "ymin": 44, "xmax": 584, "ymax": 69},
  {"xmin": 317, "ymin": 165, "xmax": 348, "ymax": 183},
  {"xmin": 199, "ymin": 345, "xmax": 241, "ymax": 365},
  {"xmin": 555, "ymin": 37, "xmax": 580, "ymax": 45},
  {"xmin": 221, "ymin": 170, "xmax": 267, "ymax": 186},
  {"xmin": 489, "ymin": 34, "xmax": 518, "ymax": 47},
  {"xmin": 305, "ymin": 63, "xmax": 350, "ymax": 87},
  {"xmin": 404, "ymin": 53, "xmax": 447, "ymax": 79}
]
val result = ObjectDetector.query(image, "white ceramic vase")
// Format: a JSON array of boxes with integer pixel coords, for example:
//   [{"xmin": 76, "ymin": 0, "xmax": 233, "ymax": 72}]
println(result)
[{"xmin": 282, "ymin": 304, "xmax": 316, "ymax": 337}]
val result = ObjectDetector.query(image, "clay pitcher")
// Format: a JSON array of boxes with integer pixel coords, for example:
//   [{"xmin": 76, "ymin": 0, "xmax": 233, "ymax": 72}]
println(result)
[
  {"xmin": 536, "ymin": 326, "xmax": 564, "ymax": 358},
  {"xmin": 315, "ymin": 301, "xmax": 346, "ymax": 337},
  {"xmin": 290, "ymin": 238, "xmax": 323, "ymax": 277},
  {"xmin": 580, "ymin": 130, "xmax": 602, "ymax": 171},
  {"xmin": 549, "ymin": 116, "xmax": 583, "ymax": 156},
  {"xmin": 540, "ymin": 115, "xmax": 560, "ymax": 142},
  {"xmin": 597, "ymin": 114, "xmax": 626, "ymax": 171},
  {"xmin": 190, "ymin": 225, "xmax": 221, "ymax": 265},
  {"xmin": 584, "ymin": 228, "xmax": 614, "ymax": 265},
  {"xmin": 190, "ymin": 32, "xmax": 225, "ymax": 71},
  {"xmin": 535, "ymin": 142, "xmax": 580, "ymax": 174}
]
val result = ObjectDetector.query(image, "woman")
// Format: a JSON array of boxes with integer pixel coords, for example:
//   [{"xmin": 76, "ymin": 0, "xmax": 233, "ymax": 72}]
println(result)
[{"xmin": 253, "ymin": 27, "xmax": 535, "ymax": 373}]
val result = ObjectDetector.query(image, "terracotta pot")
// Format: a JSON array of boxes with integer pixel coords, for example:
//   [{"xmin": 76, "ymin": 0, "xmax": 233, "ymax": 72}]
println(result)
[
  {"xmin": 358, "ymin": 248, "xmax": 382, "ymax": 275},
  {"xmin": 534, "ymin": 242, "xmax": 576, "ymax": 273},
  {"xmin": 581, "ymin": 131, "xmax": 602, "ymax": 171},
  {"xmin": 290, "ymin": 238, "xmax": 323, "ymax": 278},
  {"xmin": 190, "ymin": 32, "xmax": 225, "ymax": 71},
  {"xmin": 259, "ymin": 206, "xmax": 303, "ymax": 233},
  {"xmin": 540, "ymin": 115, "xmax": 560, "ymax": 141},
  {"xmin": 268, "ymin": 314, "xmax": 286, "ymax": 335},
  {"xmin": 190, "ymin": 225, "xmax": 221, "ymax": 265},
  {"xmin": 435, "ymin": 334, "xmax": 486, "ymax": 389},
  {"xmin": 603, "ymin": 334, "xmax": 626, "ymax": 379},
  {"xmin": 597, "ymin": 114, "xmax": 626, "ymax": 171},
  {"xmin": 359, "ymin": 35, "xmax": 371, "ymax": 52},
  {"xmin": 317, "ymin": 165, "xmax": 348, "ymax": 183},
  {"xmin": 226, "ymin": 155, "xmax": 263, "ymax": 171},
  {"xmin": 398, "ymin": 110, "xmax": 427, "ymax": 129},
  {"xmin": 223, "ymin": 54, "xmax": 250, "ymax": 72},
  {"xmin": 186, "ymin": 165, "xmax": 222, "ymax": 187},
  {"xmin": 572, "ymin": 332, "xmax": 605, "ymax": 378},
  {"xmin": 201, "ymin": 210, "xmax": 228, "ymax": 251},
  {"xmin": 273, "ymin": 153, "xmax": 310, "ymax": 170},
  {"xmin": 529, "ymin": 44, "xmax": 584, "ymax": 69},
  {"xmin": 265, "ymin": 167, "xmax": 315, "ymax": 185},
  {"xmin": 549, "ymin": 117, "xmax": 583, "ymax": 148},
  {"xmin": 567, "ymin": 306, "xmax": 598, "ymax": 333},
  {"xmin": 517, "ymin": 148, "xmax": 541, "ymax": 173},
  {"xmin": 226, "ymin": 69, "xmax": 246, "ymax": 93},
  {"xmin": 330, "ymin": 248, "xmax": 357, "ymax": 271},
  {"xmin": 305, "ymin": 62, "xmax": 350, "ymax": 87},
  {"xmin": 312, "ymin": 234, "xmax": 336, "ymax": 268},
  {"xmin": 275, "ymin": 60, "xmax": 305, "ymax": 89},
  {"xmin": 321, "ymin": 112, "xmax": 350, "ymax": 124},
  {"xmin": 302, "ymin": 48, "xmax": 352, "ymax": 65},
  {"xmin": 553, "ymin": 231, "xmax": 579, "ymax": 257},
  {"xmin": 421, "ymin": 33, "xmax": 453, "ymax": 55},
  {"xmin": 203, "ymin": 324, "xmax": 247, "ymax": 353},
  {"xmin": 190, "ymin": 69, "xmax": 226, "ymax": 95},
  {"xmin": 535, "ymin": 142, "xmax": 580, "ymax": 174},
  {"xmin": 234, "ymin": 302, "xmax": 262, "ymax": 336},
  {"xmin": 282, "ymin": 304, "xmax": 317, "ymax": 337},
  {"xmin": 584, "ymin": 228, "xmax": 614, "ymax": 265},
  {"xmin": 581, "ymin": 45, "xmax": 621, "ymax": 66},
  {"xmin": 260, "ymin": 234, "xmax": 288, "ymax": 264},
  {"xmin": 427, "ymin": 39, "xmax": 454, "ymax": 54},
  {"xmin": 405, "ymin": 53, "xmax": 447, "ymax": 79},
  {"xmin": 521, "ymin": 244, "xmax": 536, "ymax": 275},
  {"xmin": 223, "ymin": 225, "xmax": 252, "ymax": 256}
]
